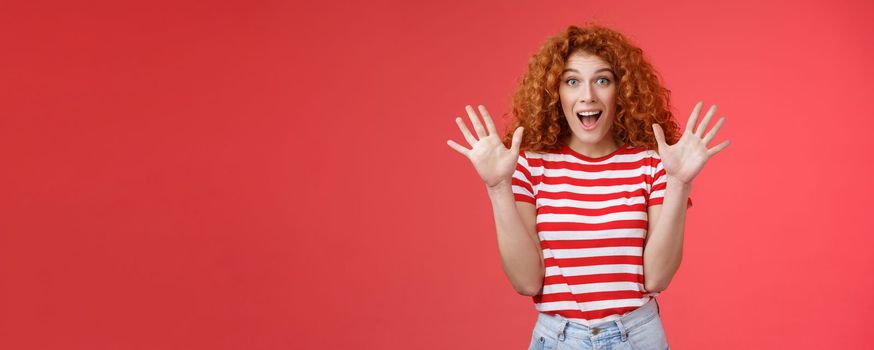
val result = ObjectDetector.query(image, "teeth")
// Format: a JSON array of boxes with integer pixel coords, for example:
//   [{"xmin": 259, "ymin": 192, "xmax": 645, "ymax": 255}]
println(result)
[{"xmin": 577, "ymin": 111, "xmax": 600, "ymax": 116}]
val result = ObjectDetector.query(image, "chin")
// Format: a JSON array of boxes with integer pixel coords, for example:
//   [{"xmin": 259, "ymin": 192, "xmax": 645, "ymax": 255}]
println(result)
[{"xmin": 571, "ymin": 130, "xmax": 607, "ymax": 144}]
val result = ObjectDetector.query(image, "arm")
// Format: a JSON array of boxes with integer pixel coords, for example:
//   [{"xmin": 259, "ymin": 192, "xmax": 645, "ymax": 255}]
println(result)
[
  {"xmin": 487, "ymin": 181, "xmax": 543, "ymax": 296},
  {"xmin": 445, "ymin": 104, "xmax": 542, "ymax": 296},
  {"xmin": 644, "ymin": 100, "xmax": 731, "ymax": 293},
  {"xmin": 643, "ymin": 176, "xmax": 692, "ymax": 293}
]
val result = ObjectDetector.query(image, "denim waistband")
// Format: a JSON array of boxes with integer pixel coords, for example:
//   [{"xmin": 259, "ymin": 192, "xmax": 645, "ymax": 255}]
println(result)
[{"xmin": 534, "ymin": 297, "xmax": 661, "ymax": 342}]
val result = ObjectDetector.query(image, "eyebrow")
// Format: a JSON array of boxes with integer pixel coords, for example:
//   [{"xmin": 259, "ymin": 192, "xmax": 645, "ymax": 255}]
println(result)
[{"xmin": 562, "ymin": 68, "xmax": 615, "ymax": 76}]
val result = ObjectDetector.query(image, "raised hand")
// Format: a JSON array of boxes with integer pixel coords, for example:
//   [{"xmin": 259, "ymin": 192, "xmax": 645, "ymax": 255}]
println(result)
[
  {"xmin": 447, "ymin": 105, "xmax": 524, "ymax": 189},
  {"xmin": 651, "ymin": 101, "xmax": 732, "ymax": 185}
]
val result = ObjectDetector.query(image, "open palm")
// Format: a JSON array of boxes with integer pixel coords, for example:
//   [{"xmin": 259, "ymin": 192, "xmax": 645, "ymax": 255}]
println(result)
[
  {"xmin": 651, "ymin": 101, "xmax": 732, "ymax": 184},
  {"xmin": 447, "ymin": 105, "xmax": 524, "ymax": 188}
]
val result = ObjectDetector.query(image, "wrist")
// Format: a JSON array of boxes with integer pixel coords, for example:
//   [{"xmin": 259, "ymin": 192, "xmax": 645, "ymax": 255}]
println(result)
[
  {"xmin": 486, "ymin": 179, "xmax": 512, "ymax": 194},
  {"xmin": 666, "ymin": 175, "xmax": 692, "ymax": 191}
]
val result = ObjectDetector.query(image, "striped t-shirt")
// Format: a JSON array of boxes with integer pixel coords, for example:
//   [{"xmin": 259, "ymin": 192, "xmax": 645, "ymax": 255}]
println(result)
[{"xmin": 512, "ymin": 142, "xmax": 692, "ymax": 326}]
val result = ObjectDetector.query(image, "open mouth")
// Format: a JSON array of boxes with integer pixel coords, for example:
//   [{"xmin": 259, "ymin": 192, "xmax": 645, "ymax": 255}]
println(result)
[{"xmin": 577, "ymin": 111, "xmax": 602, "ymax": 130}]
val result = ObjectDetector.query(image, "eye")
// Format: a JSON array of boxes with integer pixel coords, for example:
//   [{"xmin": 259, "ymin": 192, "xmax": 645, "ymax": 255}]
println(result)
[
  {"xmin": 597, "ymin": 77, "xmax": 611, "ymax": 85},
  {"xmin": 566, "ymin": 78, "xmax": 578, "ymax": 86}
]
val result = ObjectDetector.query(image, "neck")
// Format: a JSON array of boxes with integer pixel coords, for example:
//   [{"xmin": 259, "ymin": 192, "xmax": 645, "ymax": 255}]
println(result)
[{"xmin": 565, "ymin": 135, "xmax": 621, "ymax": 158}]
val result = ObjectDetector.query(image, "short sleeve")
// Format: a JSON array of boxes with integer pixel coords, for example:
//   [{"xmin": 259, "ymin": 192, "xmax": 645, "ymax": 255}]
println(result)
[
  {"xmin": 511, "ymin": 152, "xmax": 536, "ymax": 205},
  {"xmin": 648, "ymin": 156, "xmax": 693, "ymax": 208}
]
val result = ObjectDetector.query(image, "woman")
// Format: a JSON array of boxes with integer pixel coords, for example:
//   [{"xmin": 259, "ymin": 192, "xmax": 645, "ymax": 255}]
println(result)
[{"xmin": 446, "ymin": 23, "xmax": 730, "ymax": 349}]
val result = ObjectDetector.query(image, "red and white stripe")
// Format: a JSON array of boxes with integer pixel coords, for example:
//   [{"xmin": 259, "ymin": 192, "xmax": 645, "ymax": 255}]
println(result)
[{"xmin": 511, "ymin": 144, "xmax": 691, "ymax": 326}]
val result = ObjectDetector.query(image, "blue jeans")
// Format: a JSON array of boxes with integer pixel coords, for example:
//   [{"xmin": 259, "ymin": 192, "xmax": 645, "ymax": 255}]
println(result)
[{"xmin": 527, "ymin": 297, "xmax": 669, "ymax": 350}]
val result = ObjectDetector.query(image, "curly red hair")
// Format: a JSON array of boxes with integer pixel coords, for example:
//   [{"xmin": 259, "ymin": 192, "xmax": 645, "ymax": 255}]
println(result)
[{"xmin": 501, "ymin": 23, "xmax": 682, "ymax": 152}]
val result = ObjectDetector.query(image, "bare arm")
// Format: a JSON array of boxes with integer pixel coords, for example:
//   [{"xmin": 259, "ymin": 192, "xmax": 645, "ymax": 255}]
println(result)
[
  {"xmin": 486, "ymin": 181, "xmax": 542, "ymax": 296},
  {"xmin": 644, "ymin": 101, "xmax": 731, "ymax": 292},
  {"xmin": 446, "ymin": 105, "xmax": 543, "ymax": 296},
  {"xmin": 643, "ymin": 177, "xmax": 691, "ymax": 292}
]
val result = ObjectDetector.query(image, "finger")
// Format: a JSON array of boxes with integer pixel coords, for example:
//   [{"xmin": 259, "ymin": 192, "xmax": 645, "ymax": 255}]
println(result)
[
  {"xmin": 695, "ymin": 104, "xmax": 717, "ymax": 138},
  {"xmin": 455, "ymin": 117, "xmax": 477, "ymax": 147},
  {"xmin": 652, "ymin": 123, "xmax": 667, "ymax": 147},
  {"xmin": 706, "ymin": 139, "xmax": 731, "ymax": 158},
  {"xmin": 686, "ymin": 101, "xmax": 703, "ymax": 133},
  {"xmin": 466, "ymin": 105, "xmax": 488, "ymax": 138},
  {"xmin": 447, "ymin": 139, "xmax": 470, "ymax": 157},
  {"xmin": 702, "ymin": 117, "xmax": 725, "ymax": 145},
  {"xmin": 479, "ymin": 105, "xmax": 498, "ymax": 136},
  {"xmin": 509, "ymin": 127, "xmax": 524, "ymax": 155}
]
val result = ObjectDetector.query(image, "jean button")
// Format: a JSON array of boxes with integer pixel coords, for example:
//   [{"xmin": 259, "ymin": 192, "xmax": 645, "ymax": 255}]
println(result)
[{"xmin": 591, "ymin": 327, "xmax": 600, "ymax": 335}]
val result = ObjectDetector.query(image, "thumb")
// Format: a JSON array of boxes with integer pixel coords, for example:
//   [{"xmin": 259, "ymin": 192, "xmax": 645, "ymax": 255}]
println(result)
[
  {"xmin": 509, "ymin": 127, "xmax": 524, "ymax": 155},
  {"xmin": 652, "ymin": 123, "xmax": 667, "ymax": 148}
]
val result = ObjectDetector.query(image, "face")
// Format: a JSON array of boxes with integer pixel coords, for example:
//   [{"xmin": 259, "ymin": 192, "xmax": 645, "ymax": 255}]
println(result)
[{"xmin": 559, "ymin": 51, "xmax": 619, "ymax": 155}]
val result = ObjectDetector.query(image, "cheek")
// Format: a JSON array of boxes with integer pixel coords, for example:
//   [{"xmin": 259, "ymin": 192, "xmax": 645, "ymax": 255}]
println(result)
[{"xmin": 559, "ymin": 90, "xmax": 573, "ymax": 105}]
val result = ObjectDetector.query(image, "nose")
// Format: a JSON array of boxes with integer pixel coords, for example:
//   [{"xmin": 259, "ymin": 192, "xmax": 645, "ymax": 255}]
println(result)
[{"xmin": 579, "ymin": 84, "xmax": 596, "ymax": 104}]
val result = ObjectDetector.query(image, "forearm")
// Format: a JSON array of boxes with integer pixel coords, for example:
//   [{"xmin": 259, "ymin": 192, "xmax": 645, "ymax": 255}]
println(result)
[
  {"xmin": 487, "ymin": 182, "xmax": 544, "ymax": 296},
  {"xmin": 643, "ymin": 176, "xmax": 692, "ymax": 292}
]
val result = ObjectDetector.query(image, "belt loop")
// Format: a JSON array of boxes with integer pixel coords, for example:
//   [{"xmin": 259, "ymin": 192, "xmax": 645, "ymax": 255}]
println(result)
[
  {"xmin": 556, "ymin": 317, "xmax": 568, "ymax": 341},
  {"xmin": 615, "ymin": 318, "xmax": 628, "ymax": 342},
  {"xmin": 654, "ymin": 297, "xmax": 661, "ymax": 315}
]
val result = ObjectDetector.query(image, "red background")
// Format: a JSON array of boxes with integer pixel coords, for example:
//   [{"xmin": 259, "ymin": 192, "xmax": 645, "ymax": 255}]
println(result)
[{"xmin": 1, "ymin": 0, "xmax": 872, "ymax": 348}]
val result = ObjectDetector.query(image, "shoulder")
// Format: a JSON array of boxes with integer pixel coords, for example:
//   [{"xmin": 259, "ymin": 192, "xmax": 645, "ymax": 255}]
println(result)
[
  {"xmin": 621, "ymin": 145, "xmax": 661, "ymax": 162},
  {"xmin": 618, "ymin": 146, "xmax": 663, "ymax": 178},
  {"xmin": 630, "ymin": 145, "xmax": 659, "ymax": 157},
  {"xmin": 519, "ymin": 148, "xmax": 558, "ymax": 167},
  {"xmin": 519, "ymin": 146, "xmax": 559, "ymax": 157}
]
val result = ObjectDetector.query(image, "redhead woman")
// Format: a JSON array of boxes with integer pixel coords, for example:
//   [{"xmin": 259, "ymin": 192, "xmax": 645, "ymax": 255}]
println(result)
[{"xmin": 446, "ymin": 23, "xmax": 730, "ymax": 350}]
